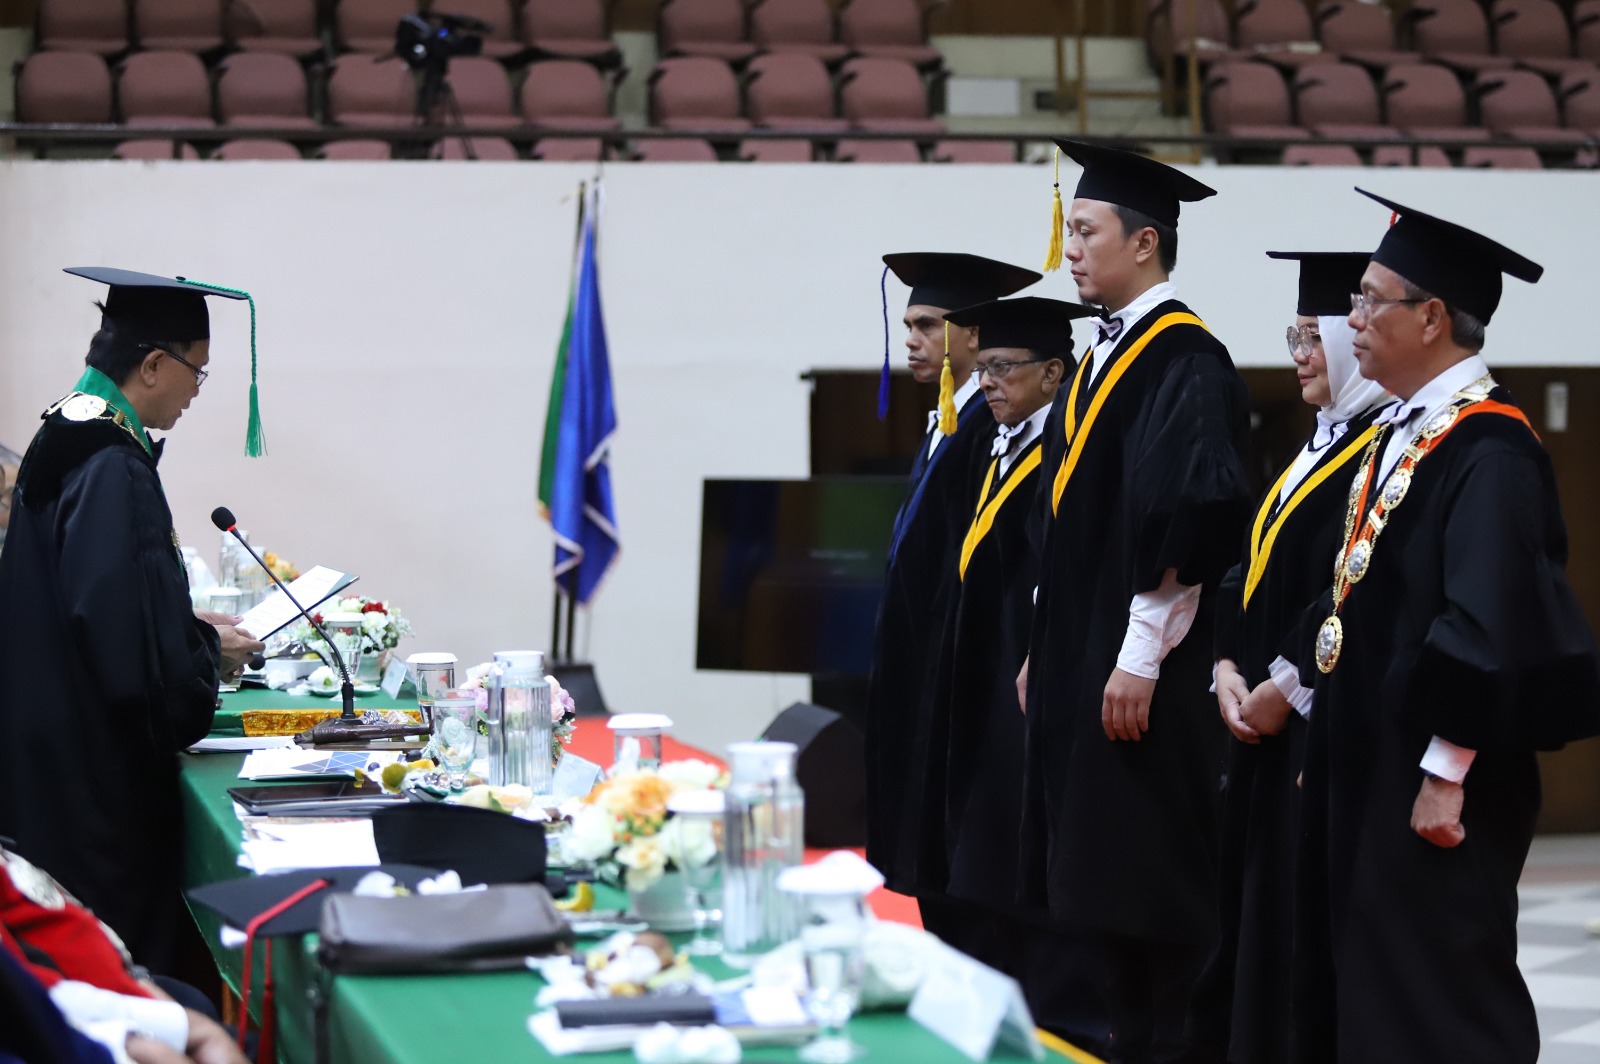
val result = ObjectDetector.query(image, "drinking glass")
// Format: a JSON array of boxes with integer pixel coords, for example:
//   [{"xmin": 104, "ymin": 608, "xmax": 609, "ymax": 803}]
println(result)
[
  {"xmin": 320, "ymin": 612, "xmax": 365, "ymax": 680},
  {"xmin": 431, "ymin": 690, "xmax": 479, "ymax": 791},
  {"xmin": 607, "ymin": 713, "xmax": 673, "ymax": 773},
  {"xmin": 666, "ymin": 789, "xmax": 726, "ymax": 956},
  {"xmin": 407, "ymin": 652, "xmax": 457, "ymax": 728},
  {"xmin": 777, "ymin": 859, "xmax": 877, "ymax": 1064}
]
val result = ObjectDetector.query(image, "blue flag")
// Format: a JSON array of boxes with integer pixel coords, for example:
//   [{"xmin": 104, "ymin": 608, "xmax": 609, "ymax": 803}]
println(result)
[{"xmin": 545, "ymin": 186, "xmax": 619, "ymax": 604}]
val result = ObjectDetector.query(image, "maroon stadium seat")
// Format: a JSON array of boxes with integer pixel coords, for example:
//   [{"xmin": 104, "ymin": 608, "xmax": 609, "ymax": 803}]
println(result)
[
  {"xmin": 532, "ymin": 137, "xmax": 607, "ymax": 160},
  {"xmin": 1147, "ymin": 0, "xmax": 1237, "ymax": 69},
  {"xmin": 1408, "ymin": 0, "xmax": 1515, "ymax": 73},
  {"xmin": 1383, "ymin": 61, "xmax": 1490, "ymax": 138},
  {"xmin": 1577, "ymin": 0, "xmax": 1600, "ymax": 61},
  {"xmin": 739, "ymin": 137, "xmax": 815, "ymax": 161},
  {"xmin": 1463, "ymin": 143, "xmax": 1544, "ymax": 166},
  {"xmin": 443, "ymin": 56, "xmax": 520, "ymax": 126},
  {"xmin": 134, "ymin": 0, "xmax": 224, "ymax": 52},
  {"xmin": 1475, "ymin": 69, "xmax": 1589, "ymax": 142},
  {"xmin": 320, "ymin": 139, "xmax": 394, "ymax": 159},
  {"xmin": 750, "ymin": 0, "xmax": 848, "ymax": 63},
  {"xmin": 1294, "ymin": 62, "xmax": 1397, "ymax": 139},
  {"xmin": 521, "ymin": 60, "xmax": 619, "ymax": 129},
  {"xmin": 1235, "ymin": 0, "xmax": 1331, "ymax": 68},
  {"xmin": 337, "ymin": 0, "xmax": 419, "ymax": 53},
  {"xmin": 1281, "ymin": 143, "xmax": 1362, "ymax": 164},
  {"xmin": 326, "ymin": 53, "xmax": 416, "ymax": 126},
  {"xmin": 1560, "ymin": 69, "xmax": 1600, "ymax": 131},
  {"xmin": 36, "ymin": 0, "xmax": 129, "ymax": 55},
  {"xmin": 217, "ymin": 52, "xmax": 316, "ymax": 127},
  {"xmin": 1492, "ymin": 0, "xmax": 1593, "ymax": 76},
  {"xmin": 635, "ymin": 137, "xmax": 719, "ymax": 160},
  {"xmin": 648, "ymin": 56, "xmax": 751, "ymax": 132},
  {"xmin": 1372, "ymin": 143, "xmax": 1453, "ymax": 165},
  {"xmin": 223, "ymin": 0, "xmax": 321, "ymax": 56},
  {"xmin": 1204, "ymin": 60, "xmax": 1309, "ymax": 138},
  {"xmin": 114, "ymin": 139, "xmax": 202, "ymax": 159},
  {"xmin": 435, "ymin": 0, "xmax": 522, "ymax": 59},
  {"xmin": 659, "ymin": 0, "xmax": 757, "ymax": 63},
  {"xmin": 16, "ymin": 52, "xmax": 115, "ymax": 124},
  {"xmin": 431, "ymin": 136, "xmax": 520, "ymax": 160},
  {"xmin": 522, "ymin": 0, "xmax": 621, "ymax": 64},
  {"xmin": 118, "ymin": 51, "xmax": 216, "ymax": 126},
  {"xmin": 216, "ymin": 138, "xmax": 302, "ymax": 159},
  {"xmin": 835, "ymin": 138, "xmax": 922, "ymax": 162},
  {"xmin": 839, "ymin": 0, "xmax": 940, "ymax": 68},
  {"xmin": 839, "ymin": 55, "xmax": 943, "ymax": 133},
  {"xmin": 932, "ymin": 140, "xmax": 1016, "ymax": 163},
  {"xmin": 746, "ymin": 52, "xmax": 847, "ymax": 129},
  {"xmin": 1315, "ymin": 1, "xmax": 1415, "ymax": 67}
]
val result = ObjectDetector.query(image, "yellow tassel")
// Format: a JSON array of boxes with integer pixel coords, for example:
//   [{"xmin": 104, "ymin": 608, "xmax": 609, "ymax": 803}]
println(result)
[
  {"xmin": 938, "ymin": 321, "xmax": 957, "ymax": 435},
  {"xmin": 1043, "ymin": 147, "xmax": 1064, "ymax": 273}
]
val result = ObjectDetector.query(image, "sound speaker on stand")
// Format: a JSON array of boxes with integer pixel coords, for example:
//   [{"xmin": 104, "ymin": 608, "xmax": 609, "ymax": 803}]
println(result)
[{"xmin": 759, "ymin": 702, "xmax": 867, "ymax": 848}]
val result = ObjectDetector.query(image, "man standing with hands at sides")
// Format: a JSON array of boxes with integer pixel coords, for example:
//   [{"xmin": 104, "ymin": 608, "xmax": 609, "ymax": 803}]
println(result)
[
  {"xmin": 0, "ymin": 268, "xmax": 266, "ymax": 975},
  {"xmin": 1014, "ymin": 142, "xmax": 1252, "ymax": 1064},
  {"xmin": 1292, "ymin": 193, "xmax": 1600, "ymax": 1064},
  {"xmin": 865, "ymin": 252, "xmax": 1040, "ymax": 947}
]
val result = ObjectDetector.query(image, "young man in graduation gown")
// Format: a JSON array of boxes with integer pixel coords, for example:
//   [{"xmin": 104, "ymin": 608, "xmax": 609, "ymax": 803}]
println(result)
[
  {"xmin": 1015, "ymin": 142, "xmax": 1253, "ymax": 1064},
  {"xmin": 0, "ymin": 269, "xmax": 265, "ymax": 974},
  {"xmin": 1291, "ymin": 193, "xmax": 1600, "ymax": 1064},
  {"xmin": 932, "ymin": 296, "xmax": 1112, "ymax": 1056},
  {"xmin": 1188, "ymin": 252, "xmax": 1391, "ymax": 1064},
  {"xmin": 864, "ymin": 252, "xmax": 1040, "ymax": 943}
]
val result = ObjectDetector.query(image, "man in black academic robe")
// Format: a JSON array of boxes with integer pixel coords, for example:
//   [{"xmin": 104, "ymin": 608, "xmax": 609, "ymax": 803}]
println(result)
[
  {"xmin": 1291, "ymin": 192, "xmax": 1600, "ymax": 1064},
  {"xmin": 0, "ymin": 269, "xmax": 264, "ymax": 973},
  {"xmin": 1016, "ymin": 142, "xmax": 1252, "ymax": 1064},
  {"xmin": 864, "ymin": 252, "xmax": 1038, "ymax": 943}
]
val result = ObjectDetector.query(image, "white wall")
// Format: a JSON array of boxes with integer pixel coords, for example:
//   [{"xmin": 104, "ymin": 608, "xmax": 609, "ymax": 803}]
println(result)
[{"xmin": 0, "ymin": 160, "xmax": 1594, "ymax": 753}]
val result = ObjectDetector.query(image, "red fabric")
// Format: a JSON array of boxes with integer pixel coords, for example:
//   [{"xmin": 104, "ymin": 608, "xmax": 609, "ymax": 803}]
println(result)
[{"xmin": 0, "ymin": 857, "xmax": 152, "ymax": 997}]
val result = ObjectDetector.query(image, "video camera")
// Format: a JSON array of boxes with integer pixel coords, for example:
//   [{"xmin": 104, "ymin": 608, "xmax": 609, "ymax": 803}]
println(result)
[{"xmin": 393, "ymin": 12, "xmax": 488, "ymax": 71}]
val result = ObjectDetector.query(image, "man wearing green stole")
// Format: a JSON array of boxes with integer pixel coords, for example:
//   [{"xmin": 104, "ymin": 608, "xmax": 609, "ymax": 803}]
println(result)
[{"xmin": 0, "ymin": 268, "xmax": 264, "ymax": 974}]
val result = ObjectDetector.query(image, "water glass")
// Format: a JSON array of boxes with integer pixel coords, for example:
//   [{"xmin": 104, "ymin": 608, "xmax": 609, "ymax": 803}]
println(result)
[
  {"xmin": 407, "ymin": 652, "xmax": 457, "ymax": 727},
  {"xmin": 778, "ymin": 857, "xmax": 879, "ymax": 1064},
  {"xmin": 431, "ymin": 690, "xmax": 479, "ymax": 791},
  {"xmin": 320, "ymin": 612, "xmax": 365, "ymax": 680},
  {"xmin": 607, "ymin": 713, "xmax": 673, "ymax": 773},
  {"xmin": 666, "ymin": 789, "xmax": 726, "ymax": 956}
]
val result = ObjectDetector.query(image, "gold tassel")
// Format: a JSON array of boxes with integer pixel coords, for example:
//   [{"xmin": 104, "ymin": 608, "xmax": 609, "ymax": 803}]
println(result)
[
  {"xmin": 1043, "ymin": 146, "xmax": 1064, "ymax": 273},
  {"xmin": 938, "ymin": 320, "xmax": 957, "ymax": 435}
]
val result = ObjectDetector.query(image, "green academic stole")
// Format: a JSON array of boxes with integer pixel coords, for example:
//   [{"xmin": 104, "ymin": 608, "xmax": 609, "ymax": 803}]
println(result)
[
  {"xmin": 1050, "ymin": 312, "xmax": 1208, "ymax": 515},
  {"xmin": 1242, "ymin": 423, "xmax": 1380, "ymax": 608},
  {"xmin": 959, "ymin": 446, "xmax": 1042, "ymax": 580}
]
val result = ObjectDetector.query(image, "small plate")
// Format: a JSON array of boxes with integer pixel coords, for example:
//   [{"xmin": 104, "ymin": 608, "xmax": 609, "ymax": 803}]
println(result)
[{"xmin": 306, "ymin": 681, "xmax": 382, "ymax": 698}]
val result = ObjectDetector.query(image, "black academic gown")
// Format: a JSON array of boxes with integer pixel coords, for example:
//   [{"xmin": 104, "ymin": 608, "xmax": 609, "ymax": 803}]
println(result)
[
  {"xmin": 1188, "ymin": 408, "xmax": 1384, "ymax": 1064},
  {"xmin": 1293, "ymin": 391, "xmax": 1600, "ymax": 1064},
  {"xmin": 1018, "ymin": 300, "xmax": 1252, "ymax": 944},
  {"xmin": 0, "ymin": 406, "xmax": 220, "ymax": 973},
  {"xmin": 866, "ymin": 395, "xmax": 994, "ymax": 895}
]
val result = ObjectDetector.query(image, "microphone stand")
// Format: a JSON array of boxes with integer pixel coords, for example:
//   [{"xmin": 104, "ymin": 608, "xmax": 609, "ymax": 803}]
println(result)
[{"xmin": 217, "ymin": 517, "xmax": 426, "ymax": 748}]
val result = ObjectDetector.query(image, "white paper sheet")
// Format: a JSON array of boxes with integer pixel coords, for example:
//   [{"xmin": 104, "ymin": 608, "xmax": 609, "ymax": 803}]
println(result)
[
  {"xmin": 236, "ymin": 565, "xmax": 357, "ymax": 640},
  {"xmin": 238, "ymin": 819, "xmax": 379, "ymax": 874},
  {"xmin": 237, "ymin": 749, "xmax": 399, "ymax": 780},
  {"xmin": 188, "ymin": 735, "xmax": 296, "ymax": 754}
]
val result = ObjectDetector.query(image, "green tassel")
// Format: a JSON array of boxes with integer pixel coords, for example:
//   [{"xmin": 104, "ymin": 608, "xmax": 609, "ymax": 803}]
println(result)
[{"xmin": 180, "ymin": 278, "xmax": 265, "ymax": 458}]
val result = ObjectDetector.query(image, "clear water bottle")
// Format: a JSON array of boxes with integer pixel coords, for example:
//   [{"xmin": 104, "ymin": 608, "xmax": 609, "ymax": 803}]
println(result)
[
  {"xmin": 489, "ymin": 651, "xmax": 552, "ymax": 796},
  {"xmin": 721, "ymin": 741, "xmax": 805, "ymax": 967},
  {"xmin": 218, "ymin": 530, "xmax": 242, "ymax": 590}
]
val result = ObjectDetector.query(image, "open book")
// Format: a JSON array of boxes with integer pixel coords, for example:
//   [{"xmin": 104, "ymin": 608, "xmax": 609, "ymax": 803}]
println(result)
[{"xmin": 237, "ymin": 565, "xmax": 358, "ymax": 640}]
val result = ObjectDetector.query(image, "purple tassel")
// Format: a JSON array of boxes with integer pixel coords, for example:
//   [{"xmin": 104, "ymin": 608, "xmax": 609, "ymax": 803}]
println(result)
[{"xmin": 877, "ymin": 265, "xmax": 891, "ymax": 420}]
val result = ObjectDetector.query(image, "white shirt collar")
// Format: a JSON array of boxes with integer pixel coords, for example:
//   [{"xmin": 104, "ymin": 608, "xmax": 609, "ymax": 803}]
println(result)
[
  {"xmin": 1089, "ymin": 281, "xmax": 1177, "ymax": 382},
  {"xmin": 994, "ymin": 402, "xmax": 1051, "ymax": 466},
  {"xmin": 1378, "ymin": 354, "xmax": 1492, "ymax": 429}
]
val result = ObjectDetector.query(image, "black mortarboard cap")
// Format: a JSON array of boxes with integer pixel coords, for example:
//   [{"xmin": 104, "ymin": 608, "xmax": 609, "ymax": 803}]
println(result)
[
  {"xmin": 371, "ymin": 803, "xmax": 550, "ymax": 886},
  {"xmin": 186, "ymin": 865, "xmax": 442, "ymax": 937},
  {"xmin": 881, "ymin": 252, "xmax": 1041, "ymax": 311},
  {"xmin": 64, "ymin": 267, "xmax": 247, "ymax": 343},
  {"xmin": 1357, "ymin": 188, "xmax": 1542, "ymax": 325},
  {"xmin": 1052, "ymin": 140, "xmax": 1217, "ymax": 229},
  {"xmin": 943, "ymin": 296, "xmax": 1096, "ymax": 356},
  {"xmin": 1265, "ymin": 251, "xmax": 1373, "ymax": 317}
]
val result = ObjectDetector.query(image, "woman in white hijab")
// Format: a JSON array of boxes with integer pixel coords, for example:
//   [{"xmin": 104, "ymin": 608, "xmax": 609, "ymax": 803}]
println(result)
[{"xmin": 1191, "ymin": 252, "xmax": 1393, "ymax": 1064}]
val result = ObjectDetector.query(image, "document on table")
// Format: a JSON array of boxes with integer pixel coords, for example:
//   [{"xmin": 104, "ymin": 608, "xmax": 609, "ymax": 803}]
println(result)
[
  {"xmin": 188, "ymin": 735, "xmax": 296, "ymax": 754},
  {"xmin": 237, "ymin": 748, "xmax": 400, "ymax": 780},
  {"xmin": 236, "ymin": 565, "xmax": 358, "ymax": 640},
  {"xmin": 239, "ymin": 819, "xmax": 379, "ymax": 874}
]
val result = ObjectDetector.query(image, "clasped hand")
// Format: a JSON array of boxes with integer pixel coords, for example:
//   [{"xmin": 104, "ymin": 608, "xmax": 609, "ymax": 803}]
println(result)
[{"xmin": 194, "ymin": 610, "xmax": 265, "ymax": 678}]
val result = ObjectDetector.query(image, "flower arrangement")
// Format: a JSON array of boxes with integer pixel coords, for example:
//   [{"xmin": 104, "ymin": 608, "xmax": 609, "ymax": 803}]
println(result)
[
  {"xmin": 457, "ymin": 667, "xmax": 578, "ymax": 764},
  {"xmin": 289, "ymin": 596, "xmax": 412, "ymax": 656},
  {"xmin": 561, "ymin": 760, "xmax": 726, "ymax": 893},
  {"xmin": 260, "ymin": 551, "xmax": 299, "ymax": 583}
]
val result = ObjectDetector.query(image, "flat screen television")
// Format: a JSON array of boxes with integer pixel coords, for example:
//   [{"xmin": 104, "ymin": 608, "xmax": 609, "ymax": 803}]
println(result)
[{"xmin": 696, "ymin": 477, "xmax": 904, "ymax": 676}]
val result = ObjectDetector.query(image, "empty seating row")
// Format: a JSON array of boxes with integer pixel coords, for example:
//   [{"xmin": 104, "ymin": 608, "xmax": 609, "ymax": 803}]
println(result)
[
  {"xmin": 1205, "ymin": 57, "xmax": 1600, "ymax": 145},
  {"xmin": 1280, "ymin": 142, "xmax": 1562, "ymax": 166},
  {"xmin": 648, "ymin": 54, "xmax": 941, "ymax": 133},
  {"xmin": 1149, "ymin": 0, "xmax": 1600, "ymax": 74},
  {"xmin": 658, "ymin": 0, "xmax": 939, "ymax": 68}
]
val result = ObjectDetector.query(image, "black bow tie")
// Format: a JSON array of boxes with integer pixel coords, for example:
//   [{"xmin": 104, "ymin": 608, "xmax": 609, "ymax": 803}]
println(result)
[{"xmin": 1093, "ymin": 312, "xmax": 1124, "ymax": 348}]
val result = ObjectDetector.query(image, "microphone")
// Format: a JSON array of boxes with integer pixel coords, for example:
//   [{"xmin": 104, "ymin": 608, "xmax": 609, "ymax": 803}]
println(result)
[{"xmin": 211, "ymin": 506, "xmax": 357, "ymax": 721}]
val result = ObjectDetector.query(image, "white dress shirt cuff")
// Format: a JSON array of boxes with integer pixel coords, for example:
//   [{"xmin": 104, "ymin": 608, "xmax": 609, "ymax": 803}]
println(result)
[
  {"xmin": 49, "ymin": 981, "xmax": 189, "ymax": 1055},
  {"xmin": 1118, "ymin": 573, "xmax": 1202, "ymax": 680},
  {"xmin": 1420, "ymin": 737, "xmax": 1476, "ymax": 784},
  {"xmin": 1116, "ymin": 633, "xmax": 1164, "ymax": 681},
  {"xmin": 1268, "ymin": 656, "xmax": 1315, "ymax": 719}
]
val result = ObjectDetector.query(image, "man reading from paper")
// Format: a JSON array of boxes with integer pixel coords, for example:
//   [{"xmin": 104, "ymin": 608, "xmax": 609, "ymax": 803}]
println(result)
[{"xmin": 0, "ymin": 268, "xmax": 264, "ymax": 974}]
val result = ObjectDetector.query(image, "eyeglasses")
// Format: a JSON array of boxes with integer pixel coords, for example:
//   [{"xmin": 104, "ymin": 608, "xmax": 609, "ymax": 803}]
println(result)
[
  {"xmin": 1349, "ymin": 292, "xmax": 1426, "ymax": 321},
  {"xmin": 1285, "ymin": 325, "xmax": 1321, "ymax": 356},
  {"xmin": 975, "ymin": 358, "xmax": 1049, "ymax": 381},
  {"xmin": 143, "ymin": 344, "xmax": 209, "ymax": 386}
]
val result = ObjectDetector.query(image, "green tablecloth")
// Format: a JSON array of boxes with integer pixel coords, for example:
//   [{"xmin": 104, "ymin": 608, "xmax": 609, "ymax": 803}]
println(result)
[{"xmin": 181, "ymin": 690, "xmax": 1090, "ymax": 1064}]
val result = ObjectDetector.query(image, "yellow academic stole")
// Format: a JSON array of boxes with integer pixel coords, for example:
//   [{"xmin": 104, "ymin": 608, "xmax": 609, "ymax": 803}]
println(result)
[{"xmin": 959, "ymin": 446, "xmax": 1043, "ymax": 580}]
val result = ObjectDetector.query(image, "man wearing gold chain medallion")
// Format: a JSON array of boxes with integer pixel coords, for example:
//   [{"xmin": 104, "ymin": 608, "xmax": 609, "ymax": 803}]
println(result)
[{"xmin": 1289, "ymin": 193, "xmax": 1600, "ymax": 1064}]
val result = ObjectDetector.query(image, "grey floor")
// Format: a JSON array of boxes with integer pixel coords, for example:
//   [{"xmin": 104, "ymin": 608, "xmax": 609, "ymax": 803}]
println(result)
[{"xmin": 1520, "ymin": 834, "xmax": 1600, "ymax": 1062}]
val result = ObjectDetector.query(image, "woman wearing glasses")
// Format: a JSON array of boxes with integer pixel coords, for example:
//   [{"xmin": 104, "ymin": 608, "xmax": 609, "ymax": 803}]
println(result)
[{"xmin": 1188, "ymin": 252, "xmax": 1392, "ymax": 1064}]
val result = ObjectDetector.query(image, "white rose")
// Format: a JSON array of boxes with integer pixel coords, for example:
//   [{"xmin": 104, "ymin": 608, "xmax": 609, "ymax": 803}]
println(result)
[
  {"xmin": 362, "ymin": 611, "xmax": 388, "ymax": 635},
  {"xmin": 307, "ymin": 665, "xmax": 338, "ymax": 690},
  {"xmin": 562, "ymin": 804, "xmax": 618, "ymax": 863},
  {"xmin": 658, "ymin": 759, "xmax": 722, "ymax": 792},
  {"xmin": 615, "ymin": 838, "xmax": 668, "ymax": 891},
  {"xmin": 658, "ymin": 815, "xmax": 716, "ymax": 871}
]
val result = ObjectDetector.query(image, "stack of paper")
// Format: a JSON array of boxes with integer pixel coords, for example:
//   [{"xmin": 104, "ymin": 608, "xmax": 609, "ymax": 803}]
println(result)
[{"xmin": 238, "ymin": 819, "xmax": 380, "ymax": 874}]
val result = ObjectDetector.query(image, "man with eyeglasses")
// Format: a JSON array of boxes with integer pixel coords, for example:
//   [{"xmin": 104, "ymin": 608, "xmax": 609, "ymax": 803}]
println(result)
[
  {"xmin": 0, "ymin": 268, "xmax": 265, "ymax": 976},
  {"xmin": 865, "ymin": 252, "xmax": 1039, "ymax": 949},
  {"xmin": 1288, "ymin": 193, "xmax": 1600, "ymax": 1064}
]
